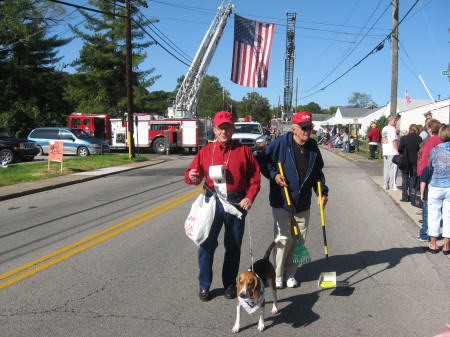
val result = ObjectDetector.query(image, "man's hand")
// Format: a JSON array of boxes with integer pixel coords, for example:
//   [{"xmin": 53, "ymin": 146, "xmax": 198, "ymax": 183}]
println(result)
[
  {"xmin": 189, "ymin": 169, "xmax": 200, "ymax": 183},
  {"xmin": 239, "ymin": 198, "xmax": 253, "ymax": 211},
  {"xmin": 274, "ymin": 173, "xmax": 288, "ymax": 187},
  {"xmin": 318, "ymin": 195, "xmax": 328, "ymax": 208}
]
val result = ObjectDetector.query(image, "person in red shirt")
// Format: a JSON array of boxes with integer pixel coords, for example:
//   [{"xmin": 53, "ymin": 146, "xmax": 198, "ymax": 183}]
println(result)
[
  {"xmin": 185, "ymin": 111, "xmax": 261, "ymax": 302},
  {"xmin": 367, "ymin": 123, "xmax": 381, "ymax": 160}
]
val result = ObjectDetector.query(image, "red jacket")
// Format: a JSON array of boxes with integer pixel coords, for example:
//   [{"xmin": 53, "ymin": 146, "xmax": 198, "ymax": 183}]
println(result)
[
  {"xmin": 417, "ymin": 135, "xmax": 442, "ymax": 177},
  {"xmin": 184, "ymin": 141, "xmax": 261, "ymax": 202},
  {"xmin": 367, "ymin": 127, "xmax": 381, "ymax": 143}
]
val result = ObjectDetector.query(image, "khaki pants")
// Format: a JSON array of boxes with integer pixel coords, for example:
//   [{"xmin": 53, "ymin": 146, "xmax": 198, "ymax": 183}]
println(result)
[{"xmin": 272, "ymin": 207, "xmax": 310, "ymax": 279}]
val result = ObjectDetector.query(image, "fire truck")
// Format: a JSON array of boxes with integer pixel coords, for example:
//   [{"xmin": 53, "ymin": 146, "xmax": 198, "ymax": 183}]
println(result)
[
  {"xmin": 68, "ymin": 1, "xmax": 234, "ymax": 154},
  {"xmin": 68, "ymin": 113, "xmax": 209, "ymax": 154}
]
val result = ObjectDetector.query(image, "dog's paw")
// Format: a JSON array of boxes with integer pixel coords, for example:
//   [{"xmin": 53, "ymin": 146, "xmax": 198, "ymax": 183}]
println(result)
[
  {"xmin": 257, "ymin": 324, "xmax": 265, "ymax": 332},
  {"xmin": 271, "ymin": 308, "xmax": 278, "ymax": 315},
  {"xmin": 232, "ymin": 325, "xmax": 240, "ymax": 334}
]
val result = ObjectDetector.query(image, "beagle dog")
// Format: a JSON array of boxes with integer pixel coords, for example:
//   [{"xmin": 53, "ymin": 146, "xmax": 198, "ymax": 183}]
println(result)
[{"xmin": 232, "ymin": 239, "xmax": 280, "ymax": 333}]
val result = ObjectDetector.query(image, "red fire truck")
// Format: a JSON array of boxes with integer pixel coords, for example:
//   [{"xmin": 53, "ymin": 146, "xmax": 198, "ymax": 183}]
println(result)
[{"xmin": 68, "ymin": 113, "xmax": 210, "ymax": 154}]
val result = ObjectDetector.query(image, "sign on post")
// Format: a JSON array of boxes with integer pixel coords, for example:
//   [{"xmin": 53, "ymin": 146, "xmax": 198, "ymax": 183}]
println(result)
[
  {"xmin": 442, "ymin": 70, "xmax": 450, "ymax": 76},
  {"xmin": 48, "ymin": 140, "xmax": 64, "ymax": 172}
]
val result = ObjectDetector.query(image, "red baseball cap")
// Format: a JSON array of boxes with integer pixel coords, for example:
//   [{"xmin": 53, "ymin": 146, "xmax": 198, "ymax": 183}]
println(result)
[
  {"xmin": 213, "ymin": 111, "xmax": 234, "ymax": 126},
  {"xmin": 292, "ymin": 111, "xmax": 313, "ymax": 127}
]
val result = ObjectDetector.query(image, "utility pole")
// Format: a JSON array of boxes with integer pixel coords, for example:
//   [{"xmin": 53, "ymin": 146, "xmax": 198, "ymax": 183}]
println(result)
[
  {"xmin": 390, "ymin": 0, "xmax": 399, "ymax": 116},
  {"xmin": 125, "ymin": 0, "xmax": 135, "ymax": 158}
]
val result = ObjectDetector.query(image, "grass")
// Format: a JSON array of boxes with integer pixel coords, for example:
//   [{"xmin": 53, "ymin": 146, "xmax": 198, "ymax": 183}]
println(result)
[{"xmin": 0, "ymin": 154, "xmax": 148, "ymax": 187}]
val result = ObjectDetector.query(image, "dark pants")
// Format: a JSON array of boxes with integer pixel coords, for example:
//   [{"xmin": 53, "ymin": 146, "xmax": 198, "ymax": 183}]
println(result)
[
  {"xmin": 198, "ymin": 196, "xmax": 246, "ymax": 291},
  {"xmin": 419, "ymin": 199, "xmax": 430, "ymax": 240},
  {"xmin": 369, "ymin": 144, "xmax": 378, "ymax": 159},
  {"xmin": 401, "ymin": 163, "xmax": 417, "ymax": 200}
]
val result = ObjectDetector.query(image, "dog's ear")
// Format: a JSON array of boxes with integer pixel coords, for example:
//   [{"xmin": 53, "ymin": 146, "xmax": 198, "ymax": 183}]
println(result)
[{"xmin": 252, "ymin": 275, "xmax": 260, "ymax": 299}]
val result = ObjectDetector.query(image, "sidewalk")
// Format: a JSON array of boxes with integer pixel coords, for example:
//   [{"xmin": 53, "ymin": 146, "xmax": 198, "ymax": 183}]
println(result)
[
  {"xmin": 0, "ymin": 159, "xmax": 165, "ymax": 202},
  {"xmin": 321, "ymin": 145, "xmax": 424, "ymax": 232}
]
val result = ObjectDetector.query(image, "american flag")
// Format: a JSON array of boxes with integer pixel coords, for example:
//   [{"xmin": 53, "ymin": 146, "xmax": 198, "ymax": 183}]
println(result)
[
  {"xmin": 231, "ymin": 14, "xmax": 275, "ymax": 88},
  {"xmin": 405, "ymin": 89, "xmax": 411, "ymax": 105}
]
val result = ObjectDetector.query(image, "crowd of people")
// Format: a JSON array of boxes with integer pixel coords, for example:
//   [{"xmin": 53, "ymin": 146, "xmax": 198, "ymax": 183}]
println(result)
[
  {"xmin": 317, "ymin": 126, "xmax": 355, "ymax": 153},
  {"xmin": 377, "ymin": 115, "xmax": 449, "ymax": 254}
]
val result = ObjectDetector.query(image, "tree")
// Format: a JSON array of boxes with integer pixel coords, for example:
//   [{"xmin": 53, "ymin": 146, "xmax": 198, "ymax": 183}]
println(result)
[
  {"xmin": 0, "ymin": 0, "xmax": 72, "ymax": 136},
  {"xmin": 66, "ymin": 0, "xmax": 159, "ymax": 115},
  {"xmin": 347, "ymin": 92, "xmax": 378, "ymax": 108},
  {"xmin": 322, "ymin": 106, "xmax": 338, "ymax": 115},
  {"xmin": 295, "ymin": 102, "xmax": 322, "ymax": 114},
  {"xmin": 196, "ymin": 75, "xmax": 227, "ymax": 119},
  {"xmin": 240, "ymin": 92, "xmax": 271, "ymax": 125}
]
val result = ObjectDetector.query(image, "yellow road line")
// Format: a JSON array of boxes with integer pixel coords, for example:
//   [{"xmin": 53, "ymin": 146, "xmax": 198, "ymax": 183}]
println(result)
[{"xmin": 0, "ymin": 187, "xmax": 202, "ymax": 290}]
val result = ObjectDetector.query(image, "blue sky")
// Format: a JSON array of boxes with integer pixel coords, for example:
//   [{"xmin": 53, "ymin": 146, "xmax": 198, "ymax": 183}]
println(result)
[{"xmin": 56, "ymin": 0, "xmax": 449, "ymax": 111}]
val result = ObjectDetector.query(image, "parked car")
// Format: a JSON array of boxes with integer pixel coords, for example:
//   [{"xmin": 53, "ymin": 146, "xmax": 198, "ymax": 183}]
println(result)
[
  {"xmin": 232, "ymin": 122, "xmax": 270, "ymax": 154},
  {"xmin": 27, "ymin": 127, "xmax": 110, "ymax": 157},
  {"xmin": 0, "ymin": 128, "xmax": 40, "ymax": 165}
]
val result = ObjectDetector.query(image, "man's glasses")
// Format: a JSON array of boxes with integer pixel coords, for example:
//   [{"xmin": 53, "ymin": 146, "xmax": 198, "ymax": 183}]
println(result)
[
  {"xmin": 299, "ymin": 126, "xmax": 313, "ymax": 131},
  {"xmin": 214, "ymin": 125, "xmax": 233, "ymax": 132}
]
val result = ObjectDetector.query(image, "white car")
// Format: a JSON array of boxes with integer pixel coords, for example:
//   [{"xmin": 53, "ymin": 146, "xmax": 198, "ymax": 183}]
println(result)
[{"xmin": 232, "ymin": 122, "xmax": 270, "ymax": 154}]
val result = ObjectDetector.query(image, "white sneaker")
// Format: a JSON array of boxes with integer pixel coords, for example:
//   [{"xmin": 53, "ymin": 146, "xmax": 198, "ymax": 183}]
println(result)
[
  {"xmin": 275, "ymin": 277, "xmax": 284, "ymax": 289},
  {"xmin": 286, "ymin": 277, "xmax": 298, "ymax": 288}
]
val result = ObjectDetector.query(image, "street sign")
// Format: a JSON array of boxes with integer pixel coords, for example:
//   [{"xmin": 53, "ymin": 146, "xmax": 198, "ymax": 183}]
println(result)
[{"xmin": 442, "ymin": 70, "xmax": 450, "ymax": 76}]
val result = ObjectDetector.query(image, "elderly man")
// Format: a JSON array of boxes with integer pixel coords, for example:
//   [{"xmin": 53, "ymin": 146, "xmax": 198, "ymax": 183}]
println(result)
[
  {"xmin": 184, "ymin": 111, "xmax": 261, "ymax": 302},
  {"xmin": 256, "ymin": 111, "xmax": 328, "ymax": 289},
  {"xmin": 381, "ymin": 115, "xmax": 399, "ymax": 190}
]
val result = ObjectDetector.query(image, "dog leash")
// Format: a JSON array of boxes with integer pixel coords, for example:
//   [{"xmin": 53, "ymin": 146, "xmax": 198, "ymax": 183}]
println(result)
[{"xmin": 246, "ymin": 211, "xmax": 255, "ymax": 272}]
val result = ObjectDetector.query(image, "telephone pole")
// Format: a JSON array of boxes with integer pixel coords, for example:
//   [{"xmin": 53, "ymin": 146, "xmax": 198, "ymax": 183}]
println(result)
[
  {"xmin": 125, "ymin": 0, "xmax": 135, "ymax": 158},
  {"xmin": 390, "ymin": 0, "xmax": 399, "ymax": 116}
]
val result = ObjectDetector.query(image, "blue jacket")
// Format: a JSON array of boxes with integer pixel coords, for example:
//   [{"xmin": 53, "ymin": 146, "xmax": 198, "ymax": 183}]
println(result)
[{"xmin": 256, "ymin": 132, "xmax": 328, "ymax": 213}]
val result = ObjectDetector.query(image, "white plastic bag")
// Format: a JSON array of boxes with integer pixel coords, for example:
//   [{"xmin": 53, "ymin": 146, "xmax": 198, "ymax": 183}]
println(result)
[{"xmin": 184, "ymin": 192, "xmax": 216, "ymax": 246}]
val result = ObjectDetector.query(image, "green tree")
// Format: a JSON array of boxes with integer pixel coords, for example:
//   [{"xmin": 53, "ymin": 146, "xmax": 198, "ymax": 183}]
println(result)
[
  {"xmin": 0, "ymin": 0, "xmax": 72, "ymax": 136},
  {"xmin": 196, "ymin": 75, "xmax": 227, "ymax": 118},
  {"xmin": 347, "ymin": 92, "xmax": 378, "ymax": 108},
  {"xmin": 322, "ymin": 106, "xmax": 338, "ymax": 115},
  {"xmin": 295, "ymin": 102, "xmax": 322, "ymax": 114},
  {"xmin": 240, "ymin": 92, "xmax": 271, "ymax": 125},
  {"xmin": 66, "ymin": 0, "xmax": 159, "ymax": 115}
]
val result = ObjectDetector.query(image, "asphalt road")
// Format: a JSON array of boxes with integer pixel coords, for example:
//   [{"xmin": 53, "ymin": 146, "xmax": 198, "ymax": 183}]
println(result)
[{"xmin": 0, "ymin": 149, "xmax": 448, "ymax": 337}]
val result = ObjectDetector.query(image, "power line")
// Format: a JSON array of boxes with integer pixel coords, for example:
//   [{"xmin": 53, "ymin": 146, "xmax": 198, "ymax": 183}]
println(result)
[{"xmin": 299, "ymin": 0, "xmax": 421, "ymax": 100}]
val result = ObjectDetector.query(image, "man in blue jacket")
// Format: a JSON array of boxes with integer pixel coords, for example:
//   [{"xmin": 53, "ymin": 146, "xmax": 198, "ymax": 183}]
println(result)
[{"xmin": 257, "ymin": 111, "xmax": 329, "ymax": 288}]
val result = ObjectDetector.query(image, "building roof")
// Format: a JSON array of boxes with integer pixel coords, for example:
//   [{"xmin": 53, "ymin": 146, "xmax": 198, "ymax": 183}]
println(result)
[
  {"xmin": 337, "ymin": 106, "xmax": 379, "ymax": 118},
  {"xmin": 396, "ymin": 98, "xmax": 433, "ymax": 112},
  {"xmin": 311, "ymin": 113, "xmax": 332, "ymax": 122}
]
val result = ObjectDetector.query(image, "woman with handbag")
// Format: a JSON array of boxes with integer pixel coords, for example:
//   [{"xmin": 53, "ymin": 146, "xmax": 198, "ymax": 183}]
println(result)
[{"xmin": 398, "ymin": 124, "xmax": 422, "ymax": 202}]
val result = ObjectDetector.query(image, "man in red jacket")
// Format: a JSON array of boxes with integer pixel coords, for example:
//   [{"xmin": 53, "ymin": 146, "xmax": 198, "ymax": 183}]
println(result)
[
  {"xmin": 367, "ymin": 123, "xmax": 381, "ymax": 160},
  {"xmin": 185, "ymin": 111, "xmax": 261, "ymax": 302}
]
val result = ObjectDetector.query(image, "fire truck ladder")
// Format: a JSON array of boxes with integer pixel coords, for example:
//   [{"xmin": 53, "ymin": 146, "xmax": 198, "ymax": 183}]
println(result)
[
  {"xmin": 167, "ymin": 1, "xmax": 234, "ymax": 119},
  {"xmin": 282, "ymin": 11, "xmax": 297, "ymax": 121}
]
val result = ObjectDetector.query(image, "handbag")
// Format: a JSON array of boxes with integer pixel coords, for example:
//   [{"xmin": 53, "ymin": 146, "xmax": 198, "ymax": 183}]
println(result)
[
  {"xmin": 184, "ymin": 191, "xmax": 216, "ymax": 246},
  {"xmin": 410, "ymin": 181, "xmax": 423, "ymax": 209},
  {"xmin": 392, "ymin": 154, "xmax": 408, "ymax": 171}
]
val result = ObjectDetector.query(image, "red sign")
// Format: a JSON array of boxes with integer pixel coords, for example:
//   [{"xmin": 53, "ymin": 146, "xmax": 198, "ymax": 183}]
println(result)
[{"xmin": 48, "ymin": 141, "xmax": 64, "ymax": 162}]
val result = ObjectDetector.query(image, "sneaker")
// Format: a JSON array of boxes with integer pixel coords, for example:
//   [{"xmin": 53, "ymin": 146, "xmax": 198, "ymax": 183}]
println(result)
[
  {"xmin": 416, "ymin": 236, "xmax": 430, "ymax": 242},
  {"xmin": 286, "ymin": 277, "xmax": 299, "ymax": 288},
  {"xmin": 275, "ymin": 277, "xmax": 284, "ymax": 289}
]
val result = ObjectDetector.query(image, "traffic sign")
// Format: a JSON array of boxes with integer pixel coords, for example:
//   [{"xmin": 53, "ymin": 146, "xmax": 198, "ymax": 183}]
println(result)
[{"xmin": 442, "ymin": 70, "xmax": 450, "ymax": 76}]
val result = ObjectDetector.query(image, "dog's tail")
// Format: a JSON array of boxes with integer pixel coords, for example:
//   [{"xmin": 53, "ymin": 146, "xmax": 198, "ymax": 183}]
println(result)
[{"xmin": 262, "ymin": 236, "xmax": 287, "ymax": 260}]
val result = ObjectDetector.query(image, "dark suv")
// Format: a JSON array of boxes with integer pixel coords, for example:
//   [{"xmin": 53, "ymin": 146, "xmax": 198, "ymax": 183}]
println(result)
[{"xmin": 0, "ymin": 128, "xmax": 40, "ymax": 165}]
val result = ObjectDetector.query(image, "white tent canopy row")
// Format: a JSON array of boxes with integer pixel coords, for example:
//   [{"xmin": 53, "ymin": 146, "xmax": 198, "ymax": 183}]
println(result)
[{"xmin": 313, "ymin": 98, "xmax": 449, "ymax": 137}]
